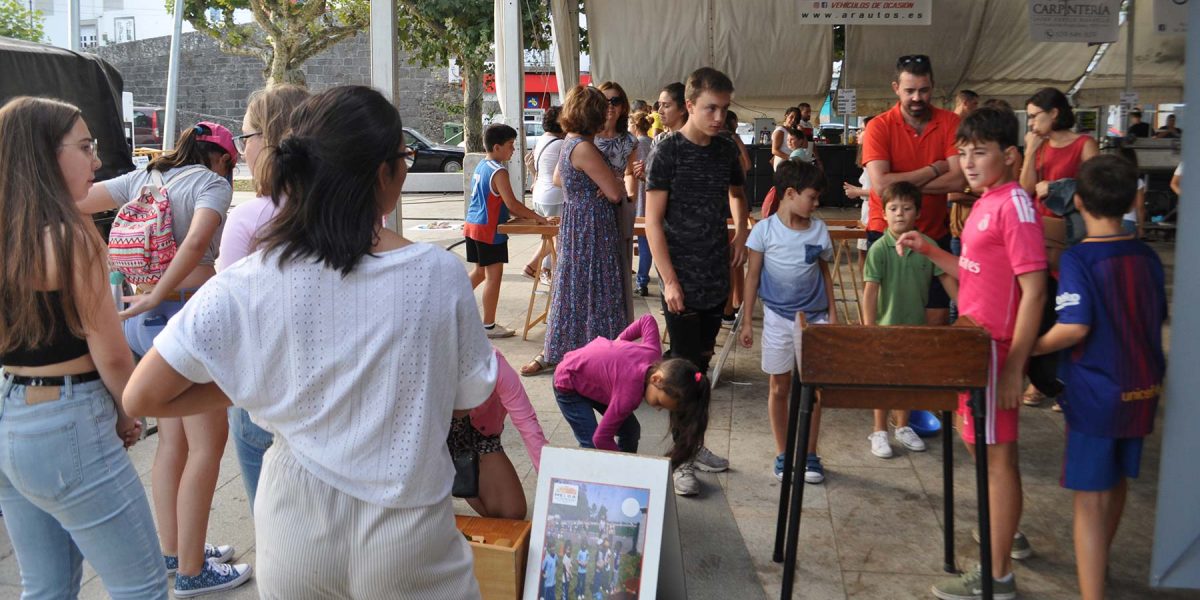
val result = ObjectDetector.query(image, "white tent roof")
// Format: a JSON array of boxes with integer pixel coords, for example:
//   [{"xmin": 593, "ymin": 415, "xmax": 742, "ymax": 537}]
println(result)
[
  {"xmin": 1075, "ymin": 0, "xmax": 1187, "ymax": 106},
  {"xmin": 842, "ymin": 0, "xmax": 1110, "ymax": 114},
  {"xmin": 583, "ymin": 0, "xmax": 832, "ymax": 120},
  {"xmin": 582, "ymin": 0, "xmax": 1184, "ymax": 120}
]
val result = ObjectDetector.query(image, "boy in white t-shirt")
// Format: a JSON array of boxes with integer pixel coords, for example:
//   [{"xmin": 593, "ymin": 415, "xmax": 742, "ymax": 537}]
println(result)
[{"xmin": 739, "ymin": 159, "xmax": 836, "ymax": 484}]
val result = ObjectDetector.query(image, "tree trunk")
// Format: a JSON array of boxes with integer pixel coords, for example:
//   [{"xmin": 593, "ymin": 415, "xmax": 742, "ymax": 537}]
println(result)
[
  {"xmin": 265, "ymin": 47, "xmax": 307, "ymax": 86},
  {"xmin": 462, "ymin": 58, "xmax": 485, "ymax": 153}
]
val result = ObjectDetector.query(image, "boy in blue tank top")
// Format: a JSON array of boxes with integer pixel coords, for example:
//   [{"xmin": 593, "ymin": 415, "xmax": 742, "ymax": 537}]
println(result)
[
  {"xmin": 464, "ymin": 124, "xmax": 552, "ymax": 338},
  {"xmin": 1032, "ymin": 154, "xmax": 1166, "ymax": 600}
]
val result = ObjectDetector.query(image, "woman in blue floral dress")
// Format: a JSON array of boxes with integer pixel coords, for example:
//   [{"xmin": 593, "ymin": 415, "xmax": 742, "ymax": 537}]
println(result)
[{"xmin": 521, "ymin": 86, "xmax": 629, "ymax": 375}]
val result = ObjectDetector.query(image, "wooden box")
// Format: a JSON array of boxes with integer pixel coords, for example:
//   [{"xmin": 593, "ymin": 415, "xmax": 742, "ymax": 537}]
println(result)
[{"xmin": 455, "ymin": 515, "xmax": 532, "ymax": 600}]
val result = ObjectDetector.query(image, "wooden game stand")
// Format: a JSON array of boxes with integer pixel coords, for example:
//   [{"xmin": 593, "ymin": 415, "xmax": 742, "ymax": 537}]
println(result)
[{"xmin": 773, "ymin": 315, "xmax": 998, "ymax": 600}]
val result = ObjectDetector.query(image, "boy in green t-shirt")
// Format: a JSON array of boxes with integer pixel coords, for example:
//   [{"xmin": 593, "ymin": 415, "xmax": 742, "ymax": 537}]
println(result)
[{"xmin": 862, "ymin": 182, "xmax": 959, "ymax": 459}]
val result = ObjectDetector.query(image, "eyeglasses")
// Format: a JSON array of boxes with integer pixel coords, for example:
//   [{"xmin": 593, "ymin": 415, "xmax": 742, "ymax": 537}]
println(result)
[
  {"xmin": 1027, "ymin": 109, "xmax": 1046, "ymax": 120},
  {"xmin": 60, "ymin": 139, "xmax": 99, "ymax": 160},
  {"xmin": 233, "ymin": 132, "xmax": 260, "ymax": 154},
  {"xmin": 388, "ymin": 148, "xmax": 417, "ymax": 163},
  {"xmin": 896, "ymin": 54, "xmax": 931, "ymax": 69},
  {"xmin": 606, "ymin": 96, "xmax": 625, "ymax": 107}
]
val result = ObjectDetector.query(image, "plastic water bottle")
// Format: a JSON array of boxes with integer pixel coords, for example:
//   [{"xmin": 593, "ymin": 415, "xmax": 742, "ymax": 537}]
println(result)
[{"xmin": 110, "ymin": 271, "xmax": 125, "ymax": 309}]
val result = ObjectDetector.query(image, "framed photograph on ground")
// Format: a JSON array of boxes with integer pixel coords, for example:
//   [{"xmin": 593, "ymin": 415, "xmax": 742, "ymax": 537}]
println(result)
[{"xmin": 524, "ymin": 447, "xmax": 684, "ymax": 600}]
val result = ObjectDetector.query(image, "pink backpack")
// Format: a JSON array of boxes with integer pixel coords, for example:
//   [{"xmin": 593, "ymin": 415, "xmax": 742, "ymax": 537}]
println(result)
[{"xmin": 108, "ymin": 167, "xmax": 206, "ymax": 288}]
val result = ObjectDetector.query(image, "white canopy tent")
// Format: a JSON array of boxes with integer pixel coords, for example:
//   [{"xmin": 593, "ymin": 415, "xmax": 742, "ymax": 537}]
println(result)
[
  {"xmin": 842, "ymin": 0, "xmax": 1105, "ymax": 115},
  {"xmin": 582, "ymin": 0, "xmax": 832, "ymax": 120},
  {"xmin": 1074, "ymin": 0, "xmax": 1187, "ymax": 106}
]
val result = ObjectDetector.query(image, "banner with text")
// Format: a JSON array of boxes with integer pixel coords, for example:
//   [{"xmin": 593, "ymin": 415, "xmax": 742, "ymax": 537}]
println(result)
[
  {"xmin": 797, "ymin": 1, "xmax": 931, "ymax": 25},
  {"xmin": 1029, "ymin": 0, "xmax": 1121, "ymax": 43}
]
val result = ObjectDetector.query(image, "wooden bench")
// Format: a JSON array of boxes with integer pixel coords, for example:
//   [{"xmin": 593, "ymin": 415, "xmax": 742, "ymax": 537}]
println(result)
[{"xmin": 774, "ymin": 316, "xmax": 1000, "ymax": 600}]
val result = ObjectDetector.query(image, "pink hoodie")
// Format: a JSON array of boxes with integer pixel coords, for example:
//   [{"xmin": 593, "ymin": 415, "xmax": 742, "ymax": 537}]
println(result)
[{"xmin": 469, "ymin": 349, "xmax": 549, "ymax": 469}]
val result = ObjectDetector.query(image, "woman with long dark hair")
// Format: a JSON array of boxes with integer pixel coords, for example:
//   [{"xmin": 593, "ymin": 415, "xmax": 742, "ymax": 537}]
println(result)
[
  {"xmin": 0, "ymin": 96, "xmax": 165, "ymax": 598},
  {"xmin": 521, "ymin": 86, "xmax": 629, "ymax": 377},
  {"xmin": 123, "ymin": 86, "xmax": 496, "ymax": 598}
]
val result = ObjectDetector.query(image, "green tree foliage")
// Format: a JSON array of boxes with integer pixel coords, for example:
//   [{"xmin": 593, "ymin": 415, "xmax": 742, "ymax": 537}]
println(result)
[
  {"xmin": 170, "ymin": 0, "xmax": 368, "ymax": 84},
  {"xmin": 395, "ymin": 0, "xmax": 561, "ymax": 152},
  {"xmin": 0, "ymin": 0, "xmax": 45, "ymax": 43}
]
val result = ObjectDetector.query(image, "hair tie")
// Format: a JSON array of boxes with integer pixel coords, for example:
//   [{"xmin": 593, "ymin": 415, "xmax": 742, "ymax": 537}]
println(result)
[
  {"xmin": 277, "ymin": 137, "xmax": 312, "ymax": 168},
  {"xmin": 694, "ymin": 372, "xmax": 702, "ymax": 383}
]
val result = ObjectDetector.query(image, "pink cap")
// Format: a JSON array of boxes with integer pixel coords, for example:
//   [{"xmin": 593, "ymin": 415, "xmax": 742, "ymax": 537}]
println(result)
[{"xmin": 194, "ymin": 121, "xmax": 239, "ymax": 163}]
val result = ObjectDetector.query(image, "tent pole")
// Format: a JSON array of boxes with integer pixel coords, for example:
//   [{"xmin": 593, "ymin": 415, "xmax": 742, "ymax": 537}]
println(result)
[
  {"xmin": 161, "ymin": 0, "xmax": 184, "ymax": 152},
  {"xmin": 495, "ymin": 0, "xmax": 526, "ymax": 196},
  {"xmin": 1150, "ymin": 0, "xmax": 1199, "ymax": 587},
  {"xmin": 370, "ymin": 0, "xmax": 402, "ymax": 232},
  {"xmin": 67, "ymin": 0, "xmax": 79, "ymax": 51},
  {"xmin": 1123, "ymin": 0, "xmax": 1135, "ymax": 131}
]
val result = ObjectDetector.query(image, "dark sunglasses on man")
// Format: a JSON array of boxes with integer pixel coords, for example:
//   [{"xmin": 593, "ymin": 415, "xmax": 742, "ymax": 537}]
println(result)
[{"xmin": 896, "ymin": 54, "xmax": 930, "ymax": 69}]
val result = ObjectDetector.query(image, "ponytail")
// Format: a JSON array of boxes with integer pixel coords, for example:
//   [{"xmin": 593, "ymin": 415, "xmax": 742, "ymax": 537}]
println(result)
[{"xmin": 654, "ymin": 358, "xmax": 711, "ymax": 468}]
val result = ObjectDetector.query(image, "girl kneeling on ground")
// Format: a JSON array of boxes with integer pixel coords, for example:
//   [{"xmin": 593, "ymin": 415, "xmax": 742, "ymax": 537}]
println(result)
[{"xmin": 450, "ymin": 347, "xmax": 549, "ymax": 519}]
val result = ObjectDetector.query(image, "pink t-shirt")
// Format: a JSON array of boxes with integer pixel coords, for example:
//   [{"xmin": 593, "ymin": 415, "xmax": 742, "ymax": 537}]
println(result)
[
  {"xmin": 469, "ymin": 349, "xmax": 549, "ymax": 469},
  {"xmin": 553, "ymin": 314, "xmax": 661, "ymax": 451},
  {"xmin": 956, "ymin": 181, "xmax": 1047, "ymax": 343},
  {"xmin": 215, "ymin": 195, "xmax": 280, "ymax": 272}
]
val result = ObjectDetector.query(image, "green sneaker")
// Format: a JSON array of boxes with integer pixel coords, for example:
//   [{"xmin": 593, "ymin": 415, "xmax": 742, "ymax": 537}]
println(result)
[
  {"xmin": 931, "ymin": 565, "xmax": 1017, "ymax": 600},
  {"xmin": 971, "ymin": 528, "xmax": 1033, "ymax": 560}
]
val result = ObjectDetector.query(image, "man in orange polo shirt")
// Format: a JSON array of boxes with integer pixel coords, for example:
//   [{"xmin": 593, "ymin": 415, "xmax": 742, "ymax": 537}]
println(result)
[{"xmin": 862, "ymin": 54, "xmax": 967, "ymax": 325}]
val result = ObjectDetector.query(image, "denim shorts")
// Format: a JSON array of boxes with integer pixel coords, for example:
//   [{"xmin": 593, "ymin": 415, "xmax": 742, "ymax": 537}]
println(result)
[{"xmin": 123, "ymin": 296, "xmax": 189, "ymax": 357}]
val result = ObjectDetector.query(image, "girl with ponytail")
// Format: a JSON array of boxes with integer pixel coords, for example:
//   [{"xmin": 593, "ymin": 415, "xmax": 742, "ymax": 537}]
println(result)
[
  {"xmin": 553, "ymin": 314, "xmax": 712, "ymax": 490},
  {"xmin": 124, "ymin": 85, "xmax": 495, "ymax": 598}
]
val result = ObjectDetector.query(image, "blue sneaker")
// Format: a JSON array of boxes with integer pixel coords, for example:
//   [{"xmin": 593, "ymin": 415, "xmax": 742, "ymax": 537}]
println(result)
[
  {"xmin": 165, "ymin": 544, "xmax": 235, "ymax": 575},
  {"xmin": 773, "ymin": 453, "xmax": 785, "ymax": 481},
  {"xmin": 804, "ymin": 454, "xmax": 825, "ymax": 484},
  {"xmin": 174, "ymin": 559, "xmax": 253, "ymax": 597}
]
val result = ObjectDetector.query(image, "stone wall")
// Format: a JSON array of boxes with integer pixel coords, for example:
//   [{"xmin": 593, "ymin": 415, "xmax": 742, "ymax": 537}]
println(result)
[{"xmin": 95, "ymin": 31, "xmax": 461, "ymax": 143}]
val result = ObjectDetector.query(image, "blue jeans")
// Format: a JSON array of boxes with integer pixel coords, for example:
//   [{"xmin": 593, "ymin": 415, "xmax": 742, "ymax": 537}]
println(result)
[
  {"xmin": 0, "ymin": 375, "xmax": 166, "ymax": 599},
  {"xmin": 555, "ymin": 389, "xmax": 640, "ymax": 453},
  {"xmin": 228, "ymin": 407, "xmax": 273, "ymax": 512},
  {"xmin": 636, "ymin": 235, "xmax": 653, "ymax": 289},
  {"xmin": 123, "ymin": 296, "xmax": 188, "ymax": 357}
]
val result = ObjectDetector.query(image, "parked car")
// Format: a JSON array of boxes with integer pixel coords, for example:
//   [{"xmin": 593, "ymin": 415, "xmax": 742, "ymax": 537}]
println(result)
[
  {"xmin": 133, "ymin": 106, "xmax": 165, "ymax": 148},
  {"xmin": 404, "ymin": 127, "xmax": 464, "ymax": 172}
]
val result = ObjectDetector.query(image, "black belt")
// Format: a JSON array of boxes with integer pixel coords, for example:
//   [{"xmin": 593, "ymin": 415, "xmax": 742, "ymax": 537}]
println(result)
[{"xmin": 2, "ymin": 371, "xmax": 101, "ymax": 387}]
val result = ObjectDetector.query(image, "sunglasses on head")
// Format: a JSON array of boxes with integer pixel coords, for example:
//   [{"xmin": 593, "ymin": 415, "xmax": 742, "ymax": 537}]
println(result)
[
  {"xmin": 606, "ymin": 96, "xmax": 625, "ymax": 107},
  {"xmin": 896, "ymin": 55, "xmax": 930, "ymax": 69}
]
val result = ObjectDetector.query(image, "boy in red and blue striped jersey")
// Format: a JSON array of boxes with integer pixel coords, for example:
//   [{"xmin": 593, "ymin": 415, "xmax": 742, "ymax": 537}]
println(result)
[{"xmin": 1032, "ymin": 154, "xmax": 1166, "ymax": 600}]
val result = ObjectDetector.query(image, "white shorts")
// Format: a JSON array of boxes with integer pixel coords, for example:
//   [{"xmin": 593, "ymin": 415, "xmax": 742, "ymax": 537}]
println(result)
[{"xmin": 760, "ymin": 308, "xmax": 829, "ymax": 375}]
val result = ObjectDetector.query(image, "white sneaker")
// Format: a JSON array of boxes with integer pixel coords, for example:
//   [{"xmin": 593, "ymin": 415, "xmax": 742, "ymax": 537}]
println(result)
[
  {"xmin": 672, "ymin": 462, "xmax": 699, "ymax": 496},
  {"xmin": 868, "ymin": 431, "xmax": 894, "ymax": 458},
  {"xmin": 894, "ymin": 426, "xmax": 927, "ymax": 452},
  {"xmin": 485, "ymin": 325, "xmax": 515, "ymax": 339}
]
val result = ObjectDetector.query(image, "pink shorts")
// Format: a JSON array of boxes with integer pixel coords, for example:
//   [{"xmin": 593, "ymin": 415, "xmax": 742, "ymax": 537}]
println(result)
[{"xmin": 958, "ymin": 340, "xmax": 1019, "ymax": 446}]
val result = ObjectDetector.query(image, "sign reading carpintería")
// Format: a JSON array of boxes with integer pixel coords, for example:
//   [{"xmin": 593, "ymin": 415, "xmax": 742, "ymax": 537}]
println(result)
[
  {"xmin": 1029, "ymin": 0, "xmax": 1122, "ymax": 43},
  {"xmin": 797, "ymin": 1, "xmax": 931, "ymax": 25}
]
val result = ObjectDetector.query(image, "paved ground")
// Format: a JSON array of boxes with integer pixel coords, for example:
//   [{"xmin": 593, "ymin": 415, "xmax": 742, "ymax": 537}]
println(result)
[{"xmin": 2, "ymin": 193, "xmax": 1195, "ymax": 599}]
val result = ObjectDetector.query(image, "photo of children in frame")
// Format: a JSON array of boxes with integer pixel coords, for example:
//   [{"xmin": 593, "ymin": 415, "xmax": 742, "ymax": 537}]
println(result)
[{"xmin": 536, "ymin": 479, "xmax": 651, "ymax": 600}]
